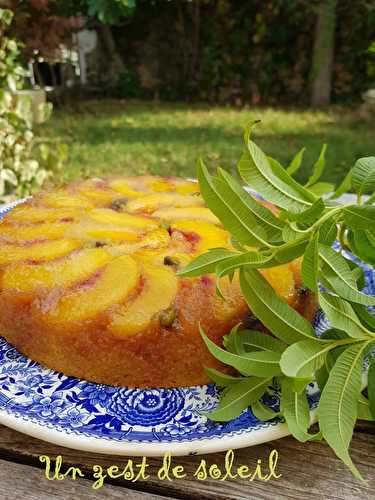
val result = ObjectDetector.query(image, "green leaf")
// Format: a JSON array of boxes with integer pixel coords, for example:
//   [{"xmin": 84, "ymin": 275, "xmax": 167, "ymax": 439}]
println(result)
[
  {"xmin": 318, "ymin": 217, "xmax": 338, "ymax": 245},
  {"xmin": 280, "ymin": 339, "xmax": 336, "ymax": 378},
  {"xmin": 217, "ymin": 168, "xmax": 285, "ymax": 240},
  {"xmin": 7, "ymin": 74, "xmax": 17, "ymax": 92},
  {"xmin": 357, "ymin": 395, "xmax": 374, "ymax": 421},
  {"xmin": 204, "ymin": 367, "xmax": 243, "ymax": 387},
  {"xmin": 301, "ymin": 233, "xmax": 319, "ymax": 292},
  {"xmin": 347, "ymin": 230, "xmax": 375, "ymax": 266},
  {"xmin": 346, "ymin": 259, "xmax": 366, "ymax": 290},
  {"xmin": 305, "ymin": 144, "xmax": 327, "ymax": 187},
  {"xmin": 177, "ymin": 247, "xmax": 235, "ymax": 277},
  {"xmin": 252, "ymin": 400, "xmax": 281, "ymax": 421},
  {"xmin": 351, "ymin": 304, "xmax": 375, "ymax": 332},
  {"xmin": 344, "ymin": 206, "xmax": 375, "ymax": 233},
  {"xmin": 268, "ymin": 156, "xmax": 318, "ymax": 205},
  {"xmin": 271, "ymin": 238, "xmax": 308, "ymax": 265},
  {"xmin": 215, "ymin": 250, "xmax": 274, "ymax": 279},
  {"xmin": 307, "ymin": 182, "xmax": 334, "ymax": 196},
  {"xmin": 223, "ymin": 324, "xmax": 245, "ymax": 355},
  {"xmin": 368, "ymin": 358, "xmax": 375, "ymax": 419},
  {"xmin": 286, "ymin": 147, "xmax": 306, "ymax": 175},
  {"xmin": 0, "ymin": 8, "xmax": 14, "ymax": 25},
  {"xmin": 206, "ymin": 376, "xmax": 271, "ymax": 421},
  {"xmin": 315, "ymin": 351, "xmax": 335, "ymax": 391},
  {"xmin": 351, "ymin": 157, "xmax": 375, "ymax": 196},
  {"xmin": 319, "ymin": 341, "xmax": 373, "ymax": 481},
  {"xmin": 365, "ymin": 191, "xmax": 375, "ymax": 205},
  {"xmin": 238, "ymin": 140, "xmax": 316, "ymax": 211},
  {"xmin": 292, "ymin": 377, "xmax": 314, "ymax": 393},
  {"xmin": 330, "ymin": 170, "xmax": 352, "ymax": 199},
  {"xmin": 200, "ymin": 327, "xmax": 282, "ymax": 377},
  {"xmin": 318, "ymin": 292, "xmax": 373, "ymax": 340},
  {"xmin": 281, "ymin": 378, "xmax": 321, "ymax": 442},
  {"xmin": 197, "ymin": 160, "xmax": 271, "ymax": 246},
  {"xmin": 319, "ymin": 244, "xmax": 375, "ymax": 306},
  {"xmin": 238, "ymin": 330, "xmax": 286, "ymax": 354},
  {"xmin": 286, "ymin": 198, "xmax": 325, "ymax": 226},
  {"xmin": 240, "ymin": 268, "xmax": 317, "ymax": 344},
  {"xmin": 281, "ymin": 224, "xmax": 299, "ymax": 242},
  {"xmin": 320, "ymin": 329, "xmax": 350, "ymax": 341}
]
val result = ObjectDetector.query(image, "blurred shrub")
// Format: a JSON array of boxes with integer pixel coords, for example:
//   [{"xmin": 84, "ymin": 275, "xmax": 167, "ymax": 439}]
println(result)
[
  {"xmin": 0, "ymin": 8, "xmax": 66, "ymax": 202},
  {"xmin": 112, "ymin": 0, "xmax": 375, "ymax": 105},
  {"xmin": 115, "ymin": 68, "xmax": 147, "ymax": 98}
]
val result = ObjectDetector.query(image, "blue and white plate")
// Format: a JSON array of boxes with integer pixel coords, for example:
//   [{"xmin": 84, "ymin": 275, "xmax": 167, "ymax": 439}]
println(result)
[{"xmin": 0, "ymin": 201, "xmax": 373, "ymax": 456}]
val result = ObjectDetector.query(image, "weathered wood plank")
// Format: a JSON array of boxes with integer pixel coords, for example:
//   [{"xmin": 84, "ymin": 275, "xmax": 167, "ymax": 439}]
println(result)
[
  {"xmin": 0, "ymin": 457, "xmax": 173, "ymax": 500},
  {"xmin": 0, "ymin": 424, "xmax": 373, "ymax": 500}
]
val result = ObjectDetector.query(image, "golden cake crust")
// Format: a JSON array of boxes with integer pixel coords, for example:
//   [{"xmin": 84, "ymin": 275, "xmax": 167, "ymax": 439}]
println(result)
[{"xmin": 0, "ymin": 176, "xmax": 316, "ymax": 388}]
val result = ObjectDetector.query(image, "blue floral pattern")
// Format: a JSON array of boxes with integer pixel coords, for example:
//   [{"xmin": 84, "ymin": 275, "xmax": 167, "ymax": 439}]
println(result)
[{"xmin": 0, "ymin": 202, "xmax": 373, "ymax": 444}]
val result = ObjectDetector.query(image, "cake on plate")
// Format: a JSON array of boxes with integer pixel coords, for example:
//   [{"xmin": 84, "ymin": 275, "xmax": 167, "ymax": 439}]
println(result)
[{"xmin": 0, "ymin": 176, "xmax": 315, "ymax": 387}]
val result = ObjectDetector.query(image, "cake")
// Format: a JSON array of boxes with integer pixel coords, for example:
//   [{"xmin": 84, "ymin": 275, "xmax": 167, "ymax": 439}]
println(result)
[{"xmin": 0, "ymin": 176, "xmax": 316, "ymax": 388}]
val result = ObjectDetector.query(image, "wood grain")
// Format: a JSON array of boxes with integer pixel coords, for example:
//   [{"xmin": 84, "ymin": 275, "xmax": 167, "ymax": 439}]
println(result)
[
  {"xmin": 0, "ymin": 424, "xmax": 373, "ymax": 499},
  {"xmin": 0, "ymin": 457, "xmax": 173, "ymax": 500}
]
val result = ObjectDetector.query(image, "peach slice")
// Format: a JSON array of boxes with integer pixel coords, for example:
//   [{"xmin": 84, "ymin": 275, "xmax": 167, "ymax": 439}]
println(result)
[
  {"xmin": 106, "ymin": 227, "xmax": 171, "ymax": 257},
  {"xmin": 85, "ymin": 226, "xmax": 140, "ymax": 242},
  {"xmin": 153, "ymin": 207, "xmax": 220, "ymax": 225},
  {"xmin": 5, "ymin": 207, "xmax": 79, "ymax": 224},
  {"xmin": 79, "ymin": 189, "xmax": 118, "ymax": 205},
  {"xmin": 145, "ymin": 178, "xmax": 173, "ymax": 192},
  {"xmin": 41, "ymin": 192, "xmax": 94, "ymax": 209},
  {"xmin": 88, "ymin": 208, "xmax": 158, "ymax": 230},
  {"xmin": 0, "ymin": 222, "xmax": 71, "ymax": 242},
  {"xmin": 175, "ymin": 181, "xmax": 199, "ymax": 195},
  {"xmin": 109, "ymin": 179, "xmax": 143, "ymax": 198},
  {"xmin": 171, "ymin": 220, "xmax": 230, "ymax": 254},
  {"xmin": 126, "ymin": 193, "xmax": 204, "ymax": 214},
  {"xmin": 110, "ymin": 263, "xmax": 178, "ymax": 337},
  {"xmin": 2, "ymin": 248, "xmax": 110, "ymax": 292},
  {"xmin": 45, "ymin": 255, "xmax": 140, "ymax": 323},
  {"xmin": 0, "ymin": 239, "xmax": 80, "ymax": 265},
  {"xmin": 261, "ymin": 264, "xmax": 296, "ymax": 304}
]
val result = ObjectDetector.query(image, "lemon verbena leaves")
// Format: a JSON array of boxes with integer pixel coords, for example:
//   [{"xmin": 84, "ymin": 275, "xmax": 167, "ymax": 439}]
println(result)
[
  {"xmin": 240, "ymin": 267, "xmax": 316, "ymax": 344},
  {"xmin": 319, "ymin": 341, "xmax": 375, "ymax": 481},
  {"xmin": 238, "ymin": 139, "xmax": 316, "ymax": 211},
  {"xmin": 180, "ymin": 127, "xmax": 375, "ymax": 481}
]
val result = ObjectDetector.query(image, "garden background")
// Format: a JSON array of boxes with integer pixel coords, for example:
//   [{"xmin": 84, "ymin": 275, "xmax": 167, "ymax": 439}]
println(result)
[{"xmin": 1, "ymin": 0, "xmax": 375, "ymax": 198}]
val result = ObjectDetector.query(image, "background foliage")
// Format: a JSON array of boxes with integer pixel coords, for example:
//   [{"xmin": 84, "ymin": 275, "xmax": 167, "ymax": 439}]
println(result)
[
  {"xmin": 0, "ymin": 7, "xmax": 66, "ymax": 201},
  {"xmin": 112, "ymin": 0, "xmax": 375, "ymax": 104}
]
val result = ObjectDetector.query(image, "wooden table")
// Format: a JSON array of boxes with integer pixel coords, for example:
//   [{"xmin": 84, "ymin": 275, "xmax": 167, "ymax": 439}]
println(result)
[{"xmin": 0, "ymin": 420, "xmax": 373, "ymax": 499}]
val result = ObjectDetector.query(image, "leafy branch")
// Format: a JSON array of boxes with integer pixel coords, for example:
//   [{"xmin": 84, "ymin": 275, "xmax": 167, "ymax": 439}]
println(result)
[{"xmin": 178, "ymin": 123, "xmax": 375, "ymax": 481}]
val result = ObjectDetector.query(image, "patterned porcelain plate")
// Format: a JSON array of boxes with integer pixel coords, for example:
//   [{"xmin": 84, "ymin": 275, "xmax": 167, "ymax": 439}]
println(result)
[{"xmin": 0, "ymin": 201, "xmax": 373, "ymax": 457}]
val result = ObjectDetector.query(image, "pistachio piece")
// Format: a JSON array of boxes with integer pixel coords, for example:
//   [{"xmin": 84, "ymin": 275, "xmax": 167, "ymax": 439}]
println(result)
[
  {"xmin": 163, "ymin": 255, "xmax": 180, "ymax": 268},
  {"xmin": 241, "ymin": 313, "xmax": 260, "ymax": 329},
  {"xmin": 110, "ymin": 198, "xmax": 128, "ymax": 211},
  {"xmin": 161, "ymin": 222, "xmax": 171, "ymax": 233},
  {"xmin": 159, "ymin": 306, "xmax": 177, "ymax": 328},
  {"xmin": 296, "ymin": 285, "xmax": 309, "ymax": 296}
]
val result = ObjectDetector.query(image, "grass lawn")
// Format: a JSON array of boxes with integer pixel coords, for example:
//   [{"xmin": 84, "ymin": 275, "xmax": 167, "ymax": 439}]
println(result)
[{"xmin": 37, "ymin": 100, "xmax": 374, "ymax": 187}]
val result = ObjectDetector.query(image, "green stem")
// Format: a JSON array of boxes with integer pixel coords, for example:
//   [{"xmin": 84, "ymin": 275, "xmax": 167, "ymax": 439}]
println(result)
[{"xmin": 338, "ymin": 223, "xmax": 348, "ymax": 252}]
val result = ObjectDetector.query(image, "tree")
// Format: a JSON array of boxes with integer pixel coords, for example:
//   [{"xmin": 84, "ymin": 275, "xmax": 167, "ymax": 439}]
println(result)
[
  {"xmin": 310, "ymin": 0, "xmax": 337, "ymax": 108},
  {"xmin": 58, "ymin": 0, "xmax": 136, "ymax": 78}
]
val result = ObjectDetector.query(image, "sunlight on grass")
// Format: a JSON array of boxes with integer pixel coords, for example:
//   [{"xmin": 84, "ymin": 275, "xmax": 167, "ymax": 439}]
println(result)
[{"xmin": 37, "ymin": 101, "xmax": 374, "ymax": 187}]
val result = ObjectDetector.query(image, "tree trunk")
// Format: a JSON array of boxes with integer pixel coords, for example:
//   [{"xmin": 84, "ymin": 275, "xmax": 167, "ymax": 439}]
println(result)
[
  {"xmin": 98, "ymin": 23, "xmax": 125, "ymax": 86},
  {"xmin": 310, "ymin": 0, "xmax": 337, "ymax": 108}
]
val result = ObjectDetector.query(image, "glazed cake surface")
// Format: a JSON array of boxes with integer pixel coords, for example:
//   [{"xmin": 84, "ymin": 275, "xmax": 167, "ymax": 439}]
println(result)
[{"xmin": 0, "ymin": 176, "xmax": 315, "ymax": 387}]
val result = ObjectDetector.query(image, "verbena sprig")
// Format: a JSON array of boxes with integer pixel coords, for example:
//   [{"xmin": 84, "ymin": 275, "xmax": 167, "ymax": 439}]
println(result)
[{"xmin": 178, "ymin": 123, "xmax": 375, "ymax": 482}]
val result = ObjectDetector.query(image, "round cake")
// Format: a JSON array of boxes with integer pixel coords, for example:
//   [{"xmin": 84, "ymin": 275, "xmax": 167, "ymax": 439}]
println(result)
[{"xmin": 0, "ymin": 176, "xmax": 315, "ymax": 388}]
